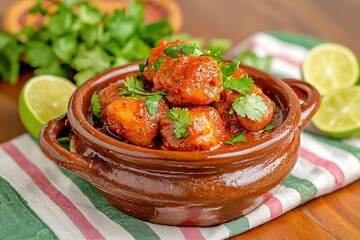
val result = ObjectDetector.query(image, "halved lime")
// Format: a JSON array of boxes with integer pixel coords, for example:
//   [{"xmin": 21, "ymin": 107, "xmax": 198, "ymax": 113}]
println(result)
[
  {"xmin": 312, "ymin": 86, "xmax": 360, "ymax": 139},
  {"xmin": 302, "ymin": 43, "xmax": 359, "ymax": 95},
  {"xmin": 19, "ymin": 75, "xmax": 76, "ymax": 138}
]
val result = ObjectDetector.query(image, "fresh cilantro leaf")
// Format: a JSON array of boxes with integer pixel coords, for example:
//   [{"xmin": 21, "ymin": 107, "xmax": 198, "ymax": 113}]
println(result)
[
  {"xmin": 108, "ymin": 9, "xmax": 136, "ymax": 45},
  {"xmin": 120, "ymin": 36, "xmax": 150, "ymax": 61},
  {"xmin": 136, "ymin": 61, "xmax": 147, "ymax": 79},
  {"xmin": 139, "ymin": 19, "xmax": 173, "ymax": 45},
  {"xmin": 53, "ymin": 34, "xmax": 77, "ymax": 63},
  {"xmin": 119, "ymin": 76, "xmax": 149, "ymax": 96},
  {"xmin": 0, "ymin": 31, "xmax": 24, "ymax": 84},
  {"xmin": 205, "ymin": 49, "xmax": 223, "ymax": 62},
  {"xmin": 72, "ymin": 44, "xmax": 111, "ymax": 73},
  {"xmin": 91, "ymin": 92, "xmax": 103, "ymax": 118},
  {"xmin": 223, "ymin": 74, "xmax": 255, "ymax": 95},
  {"xmin": 156, "ymin": 33, "xmax": 205, "ymax": 48},
  {"xmin": 119, "ymin": 76, "xmax": 166, "ymax": 115},
  {"xmin": 34, "ymin": 61, "xmax": 66, "ymax": 77},
  {"xmin": 225, "ymin": 132, "xmax": 246, "ymax": 145},
  {"xmin": 47, "ymin": 7, "xmax": 74, "ymax": 36},
  {"xmin": 74, "ymin": 68, "xmax": 97, "ymax": 86},
  {"xmin": 145, "ymin": 94, "xmax": 163, "ymax": 116},
  {"xmin": 220, "ymin": 59, "xmax": 240, "ymax": 77},
  {"xmin": 120, "ymin": 76, "xmax": 167, "ymax": 96},
  {"xmin": 230, "ymin": 94, "xmax": 268, "ymax": 121},
  {"xmin": 164, "ymin": 43, "xmax": 204, "ymax": 58},
  {"xmin": 221, "ymin": 59, "xmax": 255, "ymax": 94},
  {"xmin": 78, "ymin": 3, "xmax": 102, "ymax": 25},
  {"xmin": 264, "ymin": 123, "xmax": 274, "ymax": 131},
  {"xmin": 239, "ymin": 51, "xmax": 272, "ymax": 71},
  {"xmin": 25, "ymin": 41, "xmax": 58, "ymax": 68},
  {"xmin": 152, "ymin": 58, "xmax": 165, "ymax": 70},
  {"xmin": 165, "ymin": 108, "xmax": 193, "ymax": 139}
]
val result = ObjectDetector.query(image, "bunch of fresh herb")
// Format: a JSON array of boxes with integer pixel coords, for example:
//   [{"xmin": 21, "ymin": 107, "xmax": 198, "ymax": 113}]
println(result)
[{"xmin": 0, "ymin": 0, "xmax": 173, "ymax": 85}]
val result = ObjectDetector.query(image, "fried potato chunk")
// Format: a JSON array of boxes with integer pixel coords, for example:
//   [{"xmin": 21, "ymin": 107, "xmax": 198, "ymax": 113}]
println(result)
[
  {"xmin": 153, "ymin": 55, "xmax": 222, "ymax": 106},
  {"xmin": 160, "ymin": 106, "xmax": 223, "ymax": 151},
  {"xmin": 106, "ymin": 97, "xmax": 169, "ymax": 147}
]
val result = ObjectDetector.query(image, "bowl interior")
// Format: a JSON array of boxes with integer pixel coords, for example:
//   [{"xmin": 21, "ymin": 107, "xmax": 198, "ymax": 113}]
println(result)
[{"xmin": 67, "ymin": 63, "xmax": 301, "ymax": 168}]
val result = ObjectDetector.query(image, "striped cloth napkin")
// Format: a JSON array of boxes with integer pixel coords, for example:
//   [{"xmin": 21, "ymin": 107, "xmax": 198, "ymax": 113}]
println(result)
[{"xmin": 1, "ymin": 32, "xmax": 360, "ymax": 240}]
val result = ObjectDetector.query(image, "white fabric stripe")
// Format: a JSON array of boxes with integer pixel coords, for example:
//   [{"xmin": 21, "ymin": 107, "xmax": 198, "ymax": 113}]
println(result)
[
  {"xmin": 270, "ymin": 58, "xmax": 302, "ymax": 79},
  {"xmin": 13, "ymin": 135, "xmax": 135, "ymax": 240},
  {"xmin": 250, "ymin": 33, "xmax": 308, "ymax": 61},
  {"xmin": 0, "ymin": 147, "xmax": 85, "ymax": 240},
  {"xmin": 341, "ymin": 138, "xmax": 360, "ymax": 148},
  {"xmin": 246, "ymin": 204, "xmax": 271, "ymax": 229},
  {"xmin": 199, "ymin": 224, "xmax": 230, "ymax": 240},
  {"xmin": 146, "ymin": 223, "xmax": 186, "ymax": 240},
  {"xmin": 291, "ymin": 156, "xmax": 336, "ymax": 197},
  {"xmin": 273, "ymin": 185, "xmax": 302, "ymax": 213},
  {"xmin": 226, "ymin": 32, "xmax": 308, "ymax": 63},
  {"xmin": 301, "ymin": 133, "xmax": 360, "ymax": 186}
]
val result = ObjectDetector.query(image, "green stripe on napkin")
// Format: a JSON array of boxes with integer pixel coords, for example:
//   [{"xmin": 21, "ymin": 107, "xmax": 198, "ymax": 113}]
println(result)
[
  {"xmin": 268, "ymin": 31, "xmax": 327, "ymax": 49},
  {"xmin": 60, "ymin": 168, "xmax": 160, "ymax": 240},
  {"xmin": 0, "ymin": 176, "xmax": 58, "ymax": 240}
]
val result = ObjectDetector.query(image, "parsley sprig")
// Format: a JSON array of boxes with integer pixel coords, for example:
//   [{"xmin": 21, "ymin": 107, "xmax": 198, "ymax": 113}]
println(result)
[
  {"xmin": 165, "ymin": 108, "xmax": 193, "ymax": 139},
  {"xmin": 221, "ymin": 59, "xmax": 255, "ymax": 94},
  {"xmin": 230, "ymin": 94, "xmax": 267, "ymax": 121},
  {"xmin": 119, "ymin": 76, "xmax": 166, "ymax": 116}
]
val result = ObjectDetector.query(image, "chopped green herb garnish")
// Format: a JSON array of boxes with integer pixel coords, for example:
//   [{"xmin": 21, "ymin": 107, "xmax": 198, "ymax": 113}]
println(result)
[
  {"xmin": 152, "ymin": 57, "xmax": 165, "ymax": 70},
  {"xmin": 223, "ymin": 74, "xmax": 255, "ymax": 95},
  {"xmin": 230, "ymin": 94, "xmax": 267, "ymax": 121},
  {"xmin": 205, "ymin": 49, "xmax": 223, "ymax": 62},
  {"xmin": 119, "ymin": 76, "xmax": 166, "ymax": 116},
  {"xmin": 225, "ymin": 132, "xmax": 246, "ymax": 145},
  {"xmin": 145, "ymin": 94, "xmax": 164, "ymax": 116},
  {"xmin": 119, "ymin": 76, "xmax": 151, "ymax": 96},
  {"xmin": 137, "ymin": 61, "xmax": 147, "ymax": 79},
  {"xmin": 91, "ymin": 92, "xmax": 103, "ymax": 118},
  {"xmin": 165, "ymin": 108, "xmax": 193, "ymax": 139},
  {"xmin": 164, "ymin": 43, "xmax": 204, "ymax": 58},
  {"xmin": 221, "ymin": 59, "xmax": 255, "ymax": 94},
  {"xmin": 264, "ymin": 123, "xmax": 274, "ymax": 131}
]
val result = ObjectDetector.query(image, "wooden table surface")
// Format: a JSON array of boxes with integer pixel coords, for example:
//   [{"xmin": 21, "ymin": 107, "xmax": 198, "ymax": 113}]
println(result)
[{"xmin": 1, "ymin": 0, "xmax": 359, "ymax": 239}]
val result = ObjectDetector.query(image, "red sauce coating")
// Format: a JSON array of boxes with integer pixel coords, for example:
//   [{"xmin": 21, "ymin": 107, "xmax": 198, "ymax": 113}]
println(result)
[
  {"xmin": 153, "ymin": 55, "xmax": 222, "ymax": 106},
  {"xmin": 143, "ymin": 39, "xmax": 185, "ymax": 83}
]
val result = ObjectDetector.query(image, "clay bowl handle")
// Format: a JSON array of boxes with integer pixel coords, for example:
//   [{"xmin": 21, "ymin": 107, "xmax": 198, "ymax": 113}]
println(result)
[
  {"xmin": 283, "ymin": 79, "xmax": 321, "ymax": 131},
  {"xmin": 39, "ymin": 114, "xmax": 94, "ymax": 178}
]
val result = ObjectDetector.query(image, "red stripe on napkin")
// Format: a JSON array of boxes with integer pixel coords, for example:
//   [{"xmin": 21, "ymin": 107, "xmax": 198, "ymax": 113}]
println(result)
[
  {"xmin": 1, "ymin": 142, "xmax": 106, "ymax": 240},
  {"xmin": 264, "ymin": 197, "xmax": 283, "ymax": 219},
  {"xmin": 179, "ymin": 227, "xmax": 206, "ymax": 240},
  {"xmin": 300, "ymin": 147, "xmax": 345, "ymax": 189}
]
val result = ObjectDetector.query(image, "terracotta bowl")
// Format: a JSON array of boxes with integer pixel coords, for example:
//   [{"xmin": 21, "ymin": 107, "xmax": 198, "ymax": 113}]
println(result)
[{"xmin": 39, "ymin": 63, "xmax": 320, "ymax": 227}]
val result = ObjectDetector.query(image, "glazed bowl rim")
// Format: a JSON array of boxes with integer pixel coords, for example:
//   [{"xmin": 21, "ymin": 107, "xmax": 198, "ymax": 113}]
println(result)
[{"xmin": 67, "ymin": 62, "xmax": 301, "ymax": 165}]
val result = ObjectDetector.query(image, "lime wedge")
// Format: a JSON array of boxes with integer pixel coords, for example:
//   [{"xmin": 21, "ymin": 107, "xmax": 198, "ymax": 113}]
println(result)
[
  {"xmin": 19, "ymin": 75, "xmax": 76, "ymax": 138},
  {"xmin": 312, "ymin": 86, "xmax": 360, "ymax": 139},
  {"xmin": 302, "ymin": 43, "xmax": 359, "ymax": 95}
]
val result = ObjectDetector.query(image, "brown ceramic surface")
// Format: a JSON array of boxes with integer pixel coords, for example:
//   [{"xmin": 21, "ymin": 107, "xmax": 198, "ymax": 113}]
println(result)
[{"xmin": 39, "ymin": 63, "xmax": 320, "ymax": 227}]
